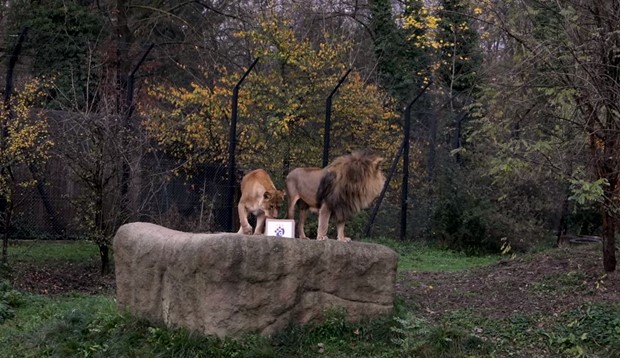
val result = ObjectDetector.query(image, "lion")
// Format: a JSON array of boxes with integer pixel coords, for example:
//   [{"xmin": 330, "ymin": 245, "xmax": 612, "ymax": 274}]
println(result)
[
  {"xmin": 316, "ymin": 150, "xmax": 385, "ymax": 242},
  {"xmin": 285, "ymin": 167, "xmax": 325, "ymax": 239},
  {"xmin": 237, "ymin": 169, "xmax": 285, "ymax": 235}
]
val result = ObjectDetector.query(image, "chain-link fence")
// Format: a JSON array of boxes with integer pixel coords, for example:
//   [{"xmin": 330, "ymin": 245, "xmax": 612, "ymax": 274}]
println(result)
[
  {"xmin": 6, "ymin": 154, "xmax": 231, "ymax": 240},
  {"xmin": 5, "ymin": 141, "xmax": 420, "ymax": 241},
  {"xmin": 2, "ymin": 49, "xmax": 432, "ymax": 241}
]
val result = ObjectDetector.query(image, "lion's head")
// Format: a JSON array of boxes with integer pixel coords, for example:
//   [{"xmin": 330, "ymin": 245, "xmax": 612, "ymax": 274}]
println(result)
[
  {"xmin": 261, "ymin": 189, "xmax": 286, "ymax": 218},
  {"xmin": 238, "ymin": 168, "xmax": 286, "ymax": 235}
]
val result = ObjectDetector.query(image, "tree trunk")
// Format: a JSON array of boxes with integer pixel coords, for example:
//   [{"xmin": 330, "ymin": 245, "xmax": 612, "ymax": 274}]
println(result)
[
  {"xmin": 94, "ymin": 180, "xmax": 111, "ymax": 275},
  {"xmin": 599, "ymin": 116, "xmax": 619, "ymax": 272},
  {"xmin": 1, "ymin": 223, "xmax": 8, "ymax": 264},
  {"xmin": 555, "ymin": 194, "xmax": 570, "ymax": 247},
  {"xmin": 2, "ymin": 28, "xmax": 28, "ymax": 263},
  {"xmin": 601, "ymin": 194, "xmax": 617, "ymax": 272},
  {"xmin": 1, "ymin": 198, "xmax": 12, "ymax": 264},
  {"xmin": 583, "ymin": 99, "xmax": 618, "ymax": 272},
  {"xmin": 116, "ymin": 0, "xmax": 132, "ymax": 222},
  {"xmin": 0, "ymin": 195, "xmax": 6, "ymax": 263},
  {"xmin": 425, "ymin": 112, "xmax": 438, "ymax": 238},
  {"xmin": 29, "ymin": 164, "xmax": 65, "ymax": 237},
  {"xmin": 99, "ymin": 243, "xmax": 110, "ymax": 275}
]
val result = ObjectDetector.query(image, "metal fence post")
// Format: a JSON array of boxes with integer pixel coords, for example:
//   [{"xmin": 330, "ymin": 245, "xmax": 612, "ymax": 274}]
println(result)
[
  {"xmin": 121, "ymin": 43, "xmax": 154, "ymax": 219},
  {"xmin": 322, "ymin": 69, "xmax": 351, "ymax": 167},
  {"xmin": 401, "ymin": 82, "xmax": 432, "ymax": 240},
  {"xmin": 364, "ymin": 82, "xmax": 431, "ymax": 239},
  {"xmin": 225, "ymin": 58, "xmax": 260, "ymax": 232},
  {"xmin": 125, "ymin": 43, "xmax": 154, "ymax": 123},
  {"xmin": 363, "ymin": 139, "xmax": 405, "ymax": 237}
]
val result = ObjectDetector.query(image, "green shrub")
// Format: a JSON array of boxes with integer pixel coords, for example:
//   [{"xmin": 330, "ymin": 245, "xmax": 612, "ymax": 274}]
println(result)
[
  {"xmin": 390, "ymin": 312, "xmax": 491, "ymax": 357},
  {"xmin": 390, "ymin": 313, "xmax": 431, "ymax": 354},
  {"xmin": 545, "ymin": 304, "xmax": 620, "ymax": 357},
  {"xmin": 431, "ymin": 192, "xmax": 505, "ymax": 254},
  {"xmin": 0, "ymin": 279, "xmax": 24, "ymax": 324}
]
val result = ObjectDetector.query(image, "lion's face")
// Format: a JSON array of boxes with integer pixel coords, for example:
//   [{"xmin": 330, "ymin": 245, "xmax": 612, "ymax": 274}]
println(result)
[{"xmin": 262, "ymin": 190, "xmax": 285, "ymax": 218}]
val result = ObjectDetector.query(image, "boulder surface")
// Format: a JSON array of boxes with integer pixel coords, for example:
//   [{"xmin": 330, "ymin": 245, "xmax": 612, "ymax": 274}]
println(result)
[{"xmin": 113, "ymin": 222, "xmax": 398, "ymax": 337}]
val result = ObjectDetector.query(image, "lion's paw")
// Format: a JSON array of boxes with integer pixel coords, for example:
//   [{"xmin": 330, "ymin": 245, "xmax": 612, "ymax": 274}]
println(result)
[
  {"xmin": 337, "ymin": 237, "xmax": 352, "ymax": 242},
  {"xmin": 317, "ymin": 236, "xmax": 328, "ymax": 241}
]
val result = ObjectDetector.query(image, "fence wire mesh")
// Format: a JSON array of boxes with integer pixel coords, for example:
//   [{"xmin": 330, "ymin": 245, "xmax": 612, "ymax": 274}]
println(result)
[{"xmin": 4, "ymin": 147, "xmax": 421, "ymax": 242}]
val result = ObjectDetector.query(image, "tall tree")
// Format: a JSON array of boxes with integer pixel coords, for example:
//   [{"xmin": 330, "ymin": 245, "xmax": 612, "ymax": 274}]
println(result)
[
  {"xmin": 437, "ymin": 0, "xmax": 481, "ymax": 94},
  {"xmin": 471, "ymin": 0, "xmax": 619, "ymax": 271},
  {"xmin": 5, "ymin": 0, "xmax": 104, "ymax": 110},
  {"xmin": 1, "ymin": 79, "xmax": 53, "ymax": 263},
  {"xmin": 143, "ymin": 8, "xmax": 400, "ymax": 178},
  {"xmin": 369, "ymin": 0, "xmax": 428, "ymax": 104}
]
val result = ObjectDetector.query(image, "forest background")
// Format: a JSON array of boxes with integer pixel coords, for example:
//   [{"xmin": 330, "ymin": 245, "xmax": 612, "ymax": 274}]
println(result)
[{"xmin": 0, "ymin": 0, "xmax": 618, "ymax": 273}]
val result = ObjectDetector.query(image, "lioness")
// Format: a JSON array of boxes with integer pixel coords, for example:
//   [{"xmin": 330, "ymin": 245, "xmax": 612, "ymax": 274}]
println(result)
[
  {"xmin": 237, "ymin": 169, "xmax": 285, "ymax": 235},
  {"xmin": 285, "ymin": 167, "xmax": 325, "ymax": 239},
  {"xmin": 316, "ymin": 150, "xmax": 385, "ymax": 242}
]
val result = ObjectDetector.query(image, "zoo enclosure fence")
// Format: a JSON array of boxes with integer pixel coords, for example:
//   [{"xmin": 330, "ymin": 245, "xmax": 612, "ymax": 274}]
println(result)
[
  {"xmin": 5, "ymin": 153, "xmax": 413, "ymax": 241},
  {"xmin": 2, "ymin": 53, "xmax": 432, "ymax": 241}
]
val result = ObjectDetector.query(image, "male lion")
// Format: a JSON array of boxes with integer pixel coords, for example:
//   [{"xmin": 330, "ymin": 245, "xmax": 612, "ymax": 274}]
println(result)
[
  {"xmin": 237, "ymin": 169, "xmax": 285, "ymax": 235},
  {"xmin": 285, "ymin": 167, "xmax": 325, "ymax": 239},
  {"xmin": 316, "ymin": 150, "xmax": 385, "ymax": 242}
]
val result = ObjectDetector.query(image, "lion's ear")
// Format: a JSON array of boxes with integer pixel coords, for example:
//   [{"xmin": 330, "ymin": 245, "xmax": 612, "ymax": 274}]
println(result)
[
  {"xmin": 263, "ymin": 191, "xmax": 272, "ymax": 200},
  {"xmin": 373, "ymin": 156, "xmax": 385, "ymax": 168}
]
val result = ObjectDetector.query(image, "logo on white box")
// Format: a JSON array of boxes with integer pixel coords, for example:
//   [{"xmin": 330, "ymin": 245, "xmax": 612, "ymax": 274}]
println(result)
[{"xmin": 265, "ymin": 219, "xmax": 295, "ymax": 238}]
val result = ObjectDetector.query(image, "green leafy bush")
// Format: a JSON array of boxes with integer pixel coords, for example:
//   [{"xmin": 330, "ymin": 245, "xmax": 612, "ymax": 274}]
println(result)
[
  {"xmin": 431, "ymin": 190, "xmax": 505, "ymax": 254},
  {"xmin": 546, "ymin": 304, "xmax": 620, "ymax": 357},
  {"xmin": 0, "ymin": 279, "xmax": 23, "ymax": 324}
]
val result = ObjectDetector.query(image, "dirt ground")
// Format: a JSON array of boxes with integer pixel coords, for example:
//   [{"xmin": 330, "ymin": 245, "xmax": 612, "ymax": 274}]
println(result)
[
  {"xmin": 9, "ymin": 243, "xmax": 620, "ymax": 322},
  {"xmin": 11, "ymin": 260, "xmax": 116, "ymax": 295},
  {"xmin": 398, "ymin": 244, "xmax": 620, "ymax": 322}
]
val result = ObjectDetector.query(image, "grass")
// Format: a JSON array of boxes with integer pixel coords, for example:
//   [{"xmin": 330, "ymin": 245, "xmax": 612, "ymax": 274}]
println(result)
[
  {"xmin": 1, "ymin": 239, "xmax": 619, "ymax": 357},
  {"xmin": 7, "ymin": 237, "xmax": 498, "ymax": 271},
  {"xmin": 0, "ymin": 292, "xmax": 403, "ymax": 358},
  {"xmin": 531, "ymin": 271, "xmax": 587, "ymax": 295},
  {"xmin": 3, "ymin": 292, "xmax": 617, "ymax": 357},
  {"xmin": 366, "ymin": 238, "xmax": 500, "ymax": 272},
  {"xmin": 459, "ymin": 303, "xmax": 620, "ymax": 357},
  {"xmin": 8, "ymin": 240, "xmax": 99, "ymax": 265}
]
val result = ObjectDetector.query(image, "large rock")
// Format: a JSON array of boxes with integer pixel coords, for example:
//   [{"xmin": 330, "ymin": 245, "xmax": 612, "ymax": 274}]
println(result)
[{"xmin": 113, "ymin": 222, "xmax": 398, "ymax": 337}]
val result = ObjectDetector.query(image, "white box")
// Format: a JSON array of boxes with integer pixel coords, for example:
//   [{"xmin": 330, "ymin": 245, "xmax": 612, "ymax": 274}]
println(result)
[{"xmin": 265, "ymin": 219, "xmax": 296, "ymax": 238}]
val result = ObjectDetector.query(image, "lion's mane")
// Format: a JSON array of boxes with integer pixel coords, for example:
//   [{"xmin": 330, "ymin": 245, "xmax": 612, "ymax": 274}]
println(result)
[{"xmin": 316, "ymin": 150, "xmax": 385, "ymax": 222}]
